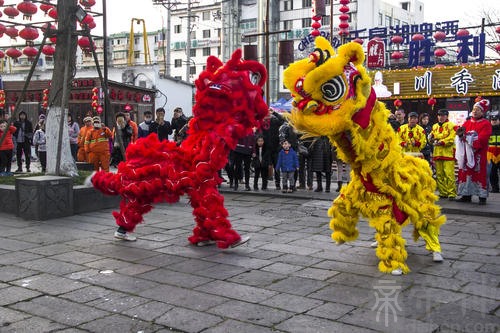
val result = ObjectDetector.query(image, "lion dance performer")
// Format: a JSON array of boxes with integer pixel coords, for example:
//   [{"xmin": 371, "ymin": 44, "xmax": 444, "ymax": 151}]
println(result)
[
  {"xmin": 92, "ymin": 49, "xmax": 268, "ymax": 248},
  {"xmin": 283, "ymin": 37, "xmax": 446, "ymax": 275}
]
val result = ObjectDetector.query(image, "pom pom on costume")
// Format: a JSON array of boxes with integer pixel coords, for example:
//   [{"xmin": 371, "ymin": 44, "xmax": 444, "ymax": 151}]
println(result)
[
  {"xmin": 283, "ymin": 37, "xmax": 446, "ymax": 274},
  {"xmin": 91, "ymin": 49, "xmax": 268, "ymax": 248}
]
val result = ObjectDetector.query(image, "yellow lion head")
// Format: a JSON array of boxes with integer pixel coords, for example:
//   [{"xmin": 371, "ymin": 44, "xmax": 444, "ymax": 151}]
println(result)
[{"xmin": 283, "ymin": 37, "xmax": 373, "ymax": 137}]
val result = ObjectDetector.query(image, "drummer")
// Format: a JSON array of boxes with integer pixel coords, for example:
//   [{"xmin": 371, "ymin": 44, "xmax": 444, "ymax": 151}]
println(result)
[{"xmin": 397, "ymin": 111, "xmax": 427, "ymax": 155}]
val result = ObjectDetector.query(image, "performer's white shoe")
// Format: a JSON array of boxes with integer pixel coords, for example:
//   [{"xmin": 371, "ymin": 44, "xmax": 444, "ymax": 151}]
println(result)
[
  {"xmin": 433, "ymin": 252, "xmax": 443, "ymax": 262},
  {"xmin": 391, "ymin": 268, "xmax": 403, "ymax": 276},
  {"xmin": 230, "ymin": 236, "xmax": 250, "ymax": 248},
  {"xmin": 370, "ymin": 241, "xmax": 378, "ymax": 248}
]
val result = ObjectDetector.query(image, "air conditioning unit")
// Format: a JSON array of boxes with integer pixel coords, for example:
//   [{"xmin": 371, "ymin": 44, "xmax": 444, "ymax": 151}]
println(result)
[{"xmin": 122, "ymin": 69, "xmax": 135, "ymax": 84}]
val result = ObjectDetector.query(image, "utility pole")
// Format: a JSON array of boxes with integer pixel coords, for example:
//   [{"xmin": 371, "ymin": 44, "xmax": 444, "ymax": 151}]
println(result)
[
  {"xmin": 186, "ymin": 0, "xmax": 191, "ymax": 81},
  {"xmin": 153, "ymin": 0, "xmax": 182, "ymax": 78}
]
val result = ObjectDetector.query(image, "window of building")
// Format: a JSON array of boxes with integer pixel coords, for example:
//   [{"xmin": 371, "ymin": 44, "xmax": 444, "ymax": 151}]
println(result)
[
  {"xmin": 190, "ymin": 31, "xmax": 196, "ymax": 39},
  {"xmin": 190, "ymin": 66, "xmax": 196, "ymax": 75},
  {"xmin": 378, "ymin": 13, "xmax": 383, "ymax": 26},
  {"xmin": 302, "ymin": 18, "xmax": 312, "ymax": 28},
  {"xmin": 394, "ymin": 18, "xmax": 400, "ymax": 26},
  {"xmin": 401, "ymin": 2, "xmax": 409, "ymax": 10},
  {"xmin": 190, "ymin": 49, "xmax": 196, "ymax": 57},
  {"xmin": 203, "ymin": 47, "xmax": 211, "ymax": 56},
  {"xmin": 174, "ymin": 25, "xmax": 181, "ymax": 34},
  {"xmin": 325, "ymin": 0, "xmax": 331, "ymax": 4},
  {"xmin": 322, "ymin": 16, "xmax": 330, "ymax": 26},
  {"xmin": 216, "ymin": 28, "xmax": 221, "ymax": 37},
  {"xmin": 116, "ymin": 39, "xmax": 121, "ymax": 45},
  {"xmin": 283, "ymin": 20, "xmax": 293, "ymax": 30},
  {"xmin": 203, "ymin": 30, "xmax": 211, "ymax": 38},
  {"xmin": 174, "ymin": 59, "xmax": 182, "ymax": 67},
  {"xmin": 174, "ymin": 76, "xmax": 182, "ymax": 80},
  {"xmin": 134, "ymin": 51, "xmax": 140, "ymax": 59},
  {"xmin": 284, "ymin": 0, "xmax": 293, "ymax": 11},
  {"xmin": 217, "ymin": 46, "xmax": 221, "ymax": 55},
  {"xmin": 385, "ymin": 15, "xmax": 392, "ymax": 27},
  {"xmin": 134, "ymin": 37, "xmax": 139, "ymax": 45},
  {"xmin": 302, "ymin": 0, "xmax": 312, "ymax": 7},
  {"xmin": 202, "ymin": 11, "xmax": 210, "ymax": 20}
]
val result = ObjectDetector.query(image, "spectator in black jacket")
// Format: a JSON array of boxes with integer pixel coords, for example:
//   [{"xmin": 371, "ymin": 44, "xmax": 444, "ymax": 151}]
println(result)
[
  {"xmin": 252, "ymin": 134, "xmax": 271, "ymax": 190},
  {"xmin": 149, "ymin": 107, "xmax": 173, "ymax": 141},
  {"xmin": 257, "ymin": 109, "xmax": 284, "ymax": 188},
  {"xmin": 171, "ymin": 107, "xmax": 188, "ymax": 142},
  {"xmin": 13, "ymin": 111, "xmax": 33, "ymax": 172},
  {"xmin": 232, "ymin": 132, "xmax": 255, "ymax": 191}
]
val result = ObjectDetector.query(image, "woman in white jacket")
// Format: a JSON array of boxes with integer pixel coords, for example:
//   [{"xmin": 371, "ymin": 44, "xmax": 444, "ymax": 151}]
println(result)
[{"xmin": 33, "ymin": 123, "xmax": 47, "ymax": 173}]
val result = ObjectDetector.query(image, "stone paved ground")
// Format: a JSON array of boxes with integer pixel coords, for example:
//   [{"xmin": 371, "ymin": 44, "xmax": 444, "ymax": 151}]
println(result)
[{"xmin": 0, "ymin": 193, "xmax": 498, "ymax": 333}]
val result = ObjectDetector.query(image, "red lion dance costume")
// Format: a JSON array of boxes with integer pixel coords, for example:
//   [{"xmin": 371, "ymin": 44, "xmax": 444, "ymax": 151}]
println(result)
[{"xmin": 91, "ymin": 49, "xmax": 268, "ymax": 248}]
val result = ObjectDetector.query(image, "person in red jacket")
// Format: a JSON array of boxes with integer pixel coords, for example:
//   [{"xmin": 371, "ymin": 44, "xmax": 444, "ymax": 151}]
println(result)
[
  {"xmin": 85, "ymin": 116, "xmax": 113, "ymax": 172},
  {"xmin": 0, "ymin": 120, "xmax": 17, "ymax": 176},
  {"xmin": 456, "ymin": 99, "xmax": 493, "ymax": 205}
]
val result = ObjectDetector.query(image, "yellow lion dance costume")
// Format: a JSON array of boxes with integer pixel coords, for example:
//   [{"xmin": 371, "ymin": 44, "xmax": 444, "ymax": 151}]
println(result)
[{"xmin": 283, "ymin": 37, "xmax": 446, "ymax": 275}]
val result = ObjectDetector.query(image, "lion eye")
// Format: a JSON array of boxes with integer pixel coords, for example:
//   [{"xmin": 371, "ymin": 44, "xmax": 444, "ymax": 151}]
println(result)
[
  {"xmin": 249, "ymin": 72, "xmax": 261, "ymax": 85},
  {"xmin": 321, "ymin": 77, "xmax": 345, "ymax": 102},
  {"xmin": 295, "ymin": 78, "xmax": 304, "ymax": 92}
]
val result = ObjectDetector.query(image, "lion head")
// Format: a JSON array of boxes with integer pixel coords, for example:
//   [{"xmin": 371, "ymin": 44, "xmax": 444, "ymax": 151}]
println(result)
[
  {"xmin": 193, "ymin": 49, "xmax": 269, "ymax": 137},
  {"xmin": 283, "ymin": 37, "xmax": 373, "ymax": 137}
]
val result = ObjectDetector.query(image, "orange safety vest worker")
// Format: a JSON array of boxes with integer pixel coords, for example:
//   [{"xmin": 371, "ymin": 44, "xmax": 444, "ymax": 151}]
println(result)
[
  {"xmin": 85, "ymin": 117, "xmax": 112, "ymax": 172},
  {"xmin": 77, "ymin": 116, "xmax": 93, "ymax": 162}
]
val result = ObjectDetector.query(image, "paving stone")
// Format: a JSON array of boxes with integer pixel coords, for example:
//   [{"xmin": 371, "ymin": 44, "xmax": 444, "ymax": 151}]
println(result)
[
  {"xmin": 195, "ymin": 280, "xmax": 277, "ymax": 303},
  {"xmin": 203, "ymin": 319, "xmax": 283, "ymax": 333},
  {"xmin": 267, "ymin": 276, "xmax": 329, "ymax": 297},
  {"xmin": 155, "ymin": 307, "xmax": 223, "ymax": 333},
  {"xmin": 134, "ymin": 253, "xmax": 185, "ymax": 268},
  {"xmin": 477, "ymin": 263, "xmax": 500, "ymax": 275},
  {"xmin": 208, "ymin": 299, "xmax": 293, "ymax": 326},
  {"xmin": 60, "ymin": 285, "xmax": 113, "ymax": 303},
  {"xmin": 87, "ymin": 291, "xmax": 150, "ymax": 312},
  {"xmin": 339, "ymin": 308, "xmax": 439, "ymax": 333},
  {"xmin": 261, "ymin": 262, "xmax": 304, "ymax": 274},
  {"xmin": 227, "ymin": 269, "xmax": 286, "ymax": 287},
  {"xmin": 11, "ymin": 296, "xmax": 109, "ymax": 326},
  {"xmin": 122, "ymin": 301, "xmax": 173, "ymax": 322},
  {"xmin": 259, "ymin": 243, "xmax": 322, "ymax": 256},
  {"xmin": 275, "ymin": 314, "xmax": 376, "ymax": 333},
  {"xmin": 139, "ymin": 284, "xmax": 228, "ymax": 311},
  {"xmin": 192, "ymin": 263, "xmax": 249, "ymax": 280},
  {"xmin": 115, "ymin": 263, "xmax": 157, "ymax": 276},
  {"xmin": 460, "ymin": 282, "xmax": 500, "ymax": 299},
  {"xmin": 0, "ymin": 286, "xmax": 41, "ymax": 306},
  {"xmin": 0, "ymin": 316, "xmax": 67, "ymax": 333},
  {"xmin": 0, "ymin": 266, "xmax": 39, "ymax": 282},
  {"xmin": 305, "ymin": 302, "xmax": 356, "ymax": 320},
  {"xmin": 0, "ymin": 307, "xmax": 31, "ymax": 326},
  {"xmin": 204, "ymin": 252, "xmax": 271, "ymax": 269},
  {"xmin": 245, "ymin": 249, "xmax": 283, "ymax": 260},
  {"xmin": 451, "ymin": 295, "xmax": 499, "ymax": 315},
  {"xmin": 165, "ymin": 258, "xmax": 218, "ymax": 274},
  {"xmin": 422, "ymin": 302, "xmax": 499, "ymax": 333},
  {"xmin": 292, "ymin": 267, "xmax": 340, "ymax": 281},
  {"xmin": 83, "ymin": 258, "xmax": 134, "ymax": 271},
  {"xmin": 82, "ymin": 243, "xmax": 158, "ymax": 262},
  {"xmin": 312, "ymin": 260, "xmax": 383, "ymax": 277},
  {"xmin": 261, "ymin": 293, "xmax": 324, "ymax": 313},
  {"xmin": 15, "ymin": 258, "xmax": 87, "ymax": 275},
  {"xmin": 274, "ymin": 253, "xmax": 324, "ymax": 266},
  {"xmin": 154, "ymin": 244, "xmax": 219, "ymax": 259},
  {"xmin": 80, "ymin": 271, "xmax": 159, "ymax": 294},
  {"xmin": 12, "ymin": 273, "xmax": 88, "ymax": 296},
  {"xmin": 309, "ymin": 284, "xmax": 373, "ymax": 306},
  {"xmin": 138, "ymin": 268, "xmax": 213, "ymax": 288},
  {"xmin": 49, "ymin": 251, "xmax": 103, "ymax": 264},
  {"xmin": 0, "ymin": 238, "xmax": 39, "ymax": 251},
  {"xmin": 25, "ymin": 244, "xmax": 77, "ymax": 256},
  {"xmin": 79, "ymin": 313, "xmax": 162, "ymax": 332},
  {"xmin": 404, "ymin": 285, "xmax": 467, "ymax": 304}
]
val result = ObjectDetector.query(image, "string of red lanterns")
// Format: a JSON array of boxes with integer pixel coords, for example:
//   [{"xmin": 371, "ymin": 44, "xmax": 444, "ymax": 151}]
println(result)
[{"xmin": 339, "ymin": 0, "xmax": 350, "ymax": 40}]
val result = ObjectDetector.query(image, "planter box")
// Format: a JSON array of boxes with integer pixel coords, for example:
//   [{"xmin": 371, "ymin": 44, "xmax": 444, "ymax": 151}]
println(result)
[
  {"xmin": 16, "ymin": 176, "xmax": 74, "ymax": 220},
  {"xmin": 0, "ymin": 185, "xmax": 16, "ymax": 215}
]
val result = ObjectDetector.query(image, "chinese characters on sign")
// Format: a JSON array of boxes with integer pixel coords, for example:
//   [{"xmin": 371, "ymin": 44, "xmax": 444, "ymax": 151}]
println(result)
[
  {"xmin": 367, "ymin": 39, "xmax": 385, "ymax": 68},
  {"xmin": 415, "ymin": 70, "xmax": 432, "ymax": 96},
  {"xmin": 372, "ymin": 280, "xmax": 402, "ymax": 327},
  {"xmin": 450, "ymin": 68, "xmax": 474, "ymax": 95},
  {"xmin": 412, "ymin": 68, "xmax": 481, "ymax": 96}
]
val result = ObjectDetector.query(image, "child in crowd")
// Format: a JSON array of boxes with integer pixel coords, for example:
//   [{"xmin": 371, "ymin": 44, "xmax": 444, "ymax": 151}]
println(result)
[
  {"xmin": 252, "ymin": 134, "xmax": 271, "ymax": 190},
  {"xmin": 33, "ymin": 122, "xmax": 47, "ymax": 173},
  {"xmin": 0, "ymin": 120, "xmax": 17, "ymax": 176},
  {"xmin": 275, "ymin": 139, "xmax": 299, "ymax": 193}
]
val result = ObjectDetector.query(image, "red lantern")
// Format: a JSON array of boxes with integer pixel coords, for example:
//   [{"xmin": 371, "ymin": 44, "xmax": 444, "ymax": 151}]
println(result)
[
  {"xmin": 96, "ymin": 105, "xmax": 103, "ymax": 114},
  {"xmin": 78, "ymin": 36, "xmax": 94, "ymax": 56},
  {"xmin": 124, "ymin": 103, "xmax": 132, "ymax": 112},
  {"xmin": 353, "ymin": 38, "xmax": 363, "ymax": 44},
  {"xmin": 41, "ymin": 44, "xmax": 55, "ymax": 56},
  {"xmin": 427, "ymin": 97, "xmax": 436, "ymax": 110},
  {"xmin": 411, "ymin": 33, "xmax": 425, "ymax": 41},
  {"xmin": 0, "ymin": 50, "xmax": 4, "ymax": 59},
  {"xmin": 433, "ymin": 64, "xmax": 445, "ymax": 69},
  {"xmin": 339, "ymin": 14, "xmax": 349, "ymax": 21},
  {"xmin": 40, "ymin": 3, "xmax": 55, "ymax": 14},
  {"xmin": 394, "ymin": 99, "xmax": 403, "ymax": 109},
  {"xmin": 391, "ymin": 35, "xmax": 403, "ymax": 44},
  {"xmin": 17, "ymin": 1, "xmax": 38, "ymax": 20},
  {"xmin": 434, "ymin": 48, "xmax": 446, "ymax": 57},
  {"xmin": 19, "ymin": 26, "xmax": 39, "ymax": 45},
  {"xmin": 339, "ymin": 22, "xmax": 349, "ymax": 29},
  {"xmin": 456, "ymin": 29, "xmax": 469, "ymax": 37},
  {"xmin": 48, "ymin": 7, "xmax": 57, "ymax": 20},
  {"xmin": 5, "ymin": 27, "xmax": 19, "ymax": 39},
  {"xmin": 339, "ymin": 5, "xmax": 350, "ymax": 13},
  {"xmin": 4, "ymin": 6, "xmax": 19, "ymax": 19},
  {"xmin": 496, "ymin": 26, "xmax": 500, "ymax": 34},
  {"xmin": 79, "ymin": 0, "xmax": 96, "ymax": 9},
  {"xmin": 495, "ymin": 44, "xmax": 500, "ymax": 53},
  {"xmin": 433, "ymin": 31, "xmax": 446, "ymax": 41},
  {"xmin": 79, "ymin": 14, "xmax": 94, "ymax": 27},
  {"xmin": 340, "ymin": 0, "xmax": 349, "ymax": 4},
  {"xmin": 6, "ymin": 47, "xmax": 22, "ymax": 58},
  {"xmin": 0, "ymin": 23, "xmax": 5, "ymax": 37},
  {"xmin": 391, "ymin": 51, "xmax": 403, "ymax": 60},
  {"xmin": 0, "ymin": 1, "xmax": 3, "ymax": 6},
  {"xmin": 22, "ymin": 46, "xmax": 38, "ymax": 60}
]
